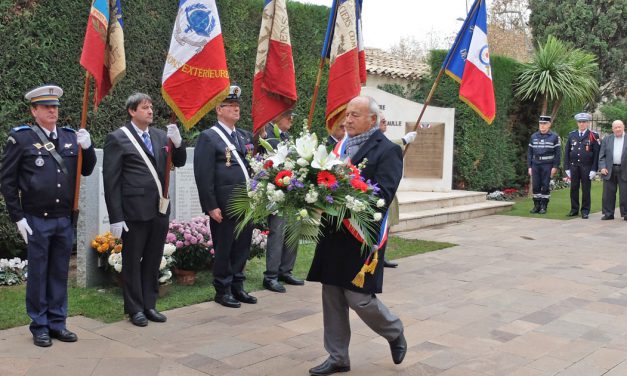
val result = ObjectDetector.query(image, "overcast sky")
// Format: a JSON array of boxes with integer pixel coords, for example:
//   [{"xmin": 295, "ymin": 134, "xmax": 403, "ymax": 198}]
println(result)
[{"xmin": 292, "ymin": 0, "xmax": 492, "ymax": 50}]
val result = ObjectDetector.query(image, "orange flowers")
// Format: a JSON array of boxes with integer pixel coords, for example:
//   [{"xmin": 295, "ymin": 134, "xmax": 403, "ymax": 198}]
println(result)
[{"xmin": 91, "ymin": 232, "xmax": 122, "ymax": 254}]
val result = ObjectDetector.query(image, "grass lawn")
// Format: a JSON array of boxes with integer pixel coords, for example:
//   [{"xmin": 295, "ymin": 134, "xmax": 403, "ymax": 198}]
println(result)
[
  {"xmin": 501, "ymin": 180, "xmax": 605, "ymax": 220},
  {"xmin": 0, "ymin": 236, "xmax": 454, "ymax": 330}
]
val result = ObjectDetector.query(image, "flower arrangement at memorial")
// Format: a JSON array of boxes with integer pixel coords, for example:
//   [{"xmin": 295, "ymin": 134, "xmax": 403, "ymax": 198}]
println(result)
[
  {"xmin": 91, "ymin": 231, "xmax": 123, "ymax": 272},
  {"xmin": 159, "ymin": 244, "xmax": 176, "ymax": 284},
  {"xmin": 166, "ymin": 216, "xmax": 214, "ymax": 271},
  {"xmin": 0, "ymin": 257, "xmax": 28, "ymax": 286},
  {"xmin": 249, "ymin": 228, "xmax": 269, "ymax": 260},
  {"xmin": 229, "ymin": 127, "xmax": 385, "ymax": 250}
]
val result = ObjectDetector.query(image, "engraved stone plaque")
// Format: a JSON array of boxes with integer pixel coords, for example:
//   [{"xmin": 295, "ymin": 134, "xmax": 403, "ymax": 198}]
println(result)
[{"xmin": 403, "ymin": 122, "xmax": 444, "ymax": 179}]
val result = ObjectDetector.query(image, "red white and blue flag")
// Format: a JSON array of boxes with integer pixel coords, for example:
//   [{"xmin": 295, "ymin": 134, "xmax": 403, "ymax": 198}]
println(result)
[
  {"xmin": 162, "ymin": 0, "xmax": 230, "ymax": 130},
  {"xmin": 322, "ymin": 0, "xmax": 366, "ymax": 132},
  {"xmin": 252, "ymin": 0, "xmax": 298, "ymax": 134},
  {"xmin": 443, "ymin": 0, "xmax": 495, "ymax": 124},
  {"xmin": 80, "ymin": 0, "xmax": 126, "ymax": 108}
]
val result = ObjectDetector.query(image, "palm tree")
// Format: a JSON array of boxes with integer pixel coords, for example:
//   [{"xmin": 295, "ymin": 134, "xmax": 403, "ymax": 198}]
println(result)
[{"xmin": 515, "ymin": 35, "xmax": 598, "ymax": 120}]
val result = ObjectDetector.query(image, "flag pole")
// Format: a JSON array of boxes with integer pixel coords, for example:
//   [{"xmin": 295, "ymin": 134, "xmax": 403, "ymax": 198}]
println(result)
[
  {"xmin": 164, "ymin": 113, "xmax": 177, "ymax": 199},
  {"xmin": 307, "ymin": 58, "xmax": 326, "ymax": 130},
  {"xmin": 72, "ymin": 71, "xmax": 91, "ymax": 226},
  {"xmin": 402, "ymin": 68, "xmax": 445, "ymax": 158},
  {"xmin": 402, "ymin": 0, "xmax": 481, "ymax": 158}
]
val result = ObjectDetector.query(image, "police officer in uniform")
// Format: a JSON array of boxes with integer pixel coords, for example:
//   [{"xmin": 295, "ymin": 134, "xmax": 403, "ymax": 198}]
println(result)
[
  {"xmin": 528, "ymin": 115, "xmax": 561, "ymax": 214},
  {"xmin": 0, "ymin": 85, "xmax": 96, "ymax": 347},
  {"xmin": 194, "ymin": 85, "xmax": 257, "ymax": 308},
  {"xmin": 564, "ymin": 113, "xmax": 599, "ymax": 219}
]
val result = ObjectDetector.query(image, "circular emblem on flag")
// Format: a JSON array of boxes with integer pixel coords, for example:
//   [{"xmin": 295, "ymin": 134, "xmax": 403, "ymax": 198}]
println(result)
[
  {"xmin": 174, "ymin": 3, "xmax": 216, "ymax": 47},
  {"xmin": 479, "ymin": 45, "xmax": 491, "ymax": 66}
]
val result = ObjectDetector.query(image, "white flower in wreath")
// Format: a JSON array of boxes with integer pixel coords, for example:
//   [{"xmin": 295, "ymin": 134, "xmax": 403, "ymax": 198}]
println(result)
[
  {"xmin": 159, "ymin": 270, "xmax": 172, "ymax": 284},
  {"xmin": 163, "ymin": 243, "xmax": 176, "ymax": 256},
  {"xmin": 299, "ymin": 209, "xmax": 309, "ymax": 218},
  {"xmin": 311, "ymin": 145, "xmax": 343, "ymax": 170},
  {"xmin": 373, "ymin": 212, "xmax": 383, "ymax": 221},
  {"xmin": 376, "ymin": 199, "xmax": 385, "ymax": 208},
  {"xmin": 296, "ymin": 157, "xmax": 309, "ymax": 167},
  {"xmin": 305, "ymin": 189, "xmax": 319, "ymax": 203},
  {"xmin": 295, "ymin": 132, "xmax": 318, "ymax": 160},
  {"xmin": 268, "ymin": 144, "xmax": 290, "ymax": 166}
]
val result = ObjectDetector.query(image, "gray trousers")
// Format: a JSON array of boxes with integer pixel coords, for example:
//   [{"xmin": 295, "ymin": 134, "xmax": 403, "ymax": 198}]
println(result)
[
  {"xmin": 602, "ymin": 165, "xmax": 627, "ymax": 217},
  {"xmin": 264, "ymin": 215, "xmax": 298, "ymax": 280},
  {"xmin": 322, "ymin": 284, "xmax": 403, "ymax": 366}
]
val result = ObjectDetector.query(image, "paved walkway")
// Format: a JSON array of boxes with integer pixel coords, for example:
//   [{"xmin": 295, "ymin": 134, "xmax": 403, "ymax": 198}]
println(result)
[{"xmin": 2, "ymin": 212, "xmax": 627, "ymax": 376}]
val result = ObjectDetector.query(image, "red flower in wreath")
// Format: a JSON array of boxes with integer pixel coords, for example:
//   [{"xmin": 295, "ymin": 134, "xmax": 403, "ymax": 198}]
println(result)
[
  {"xmin": 317, "ymin": 171, "xmax": 337, "ymax": 187},
  {"xmin": 275, "ymin": 170, "xmax": 293, "ymax": 187},
  {"xmin": 348, "ymin": 164, "xmax": 361, "ymax": 179},
  {"xmin": 263, "ymin": 160, "xmax": 274, "ymax": 169},
  {"xmin": 350, "ymin": 178, "xmax": 368, "ymax": 192}
]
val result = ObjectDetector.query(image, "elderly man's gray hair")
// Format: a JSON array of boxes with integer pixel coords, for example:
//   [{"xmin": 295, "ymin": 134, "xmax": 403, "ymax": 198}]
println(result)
[{"xmin": 364, "ymin": 96, "xmax": 380, "ymax": 127}]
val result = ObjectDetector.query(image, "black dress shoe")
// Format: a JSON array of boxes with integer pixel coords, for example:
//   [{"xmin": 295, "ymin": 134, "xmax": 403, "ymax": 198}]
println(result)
[
  {"xmin": 581, "ymin": 213, "xmax": 589, "ymax": 219},
  {"xmin": 50, "ymin": 329, "xmax": 78, "ymax": 342},
  {"xmin": 232, "ymin": 289, "xmax": 257, "ymax": 304},
  {"xmin": 144, "ymin": 309, "xmax": 167, "ymax": 322},
  {"xmin": 279, "ymin": 274, "xmax": 305, "ymax": 285},
  {"xmin": 130, "ymin": 312, "xmax": 148, "ymax": 327},
  {"xmin": 601, "ymin": 215, "xmax": 615, "ymax": 220},
  {"xmin": 309, "ymin": 359, "xmax": 350, "ymax": 375},
  {"xmin": 215, "ymin": 294, "xmax": 241, "ymax": 308},
  {"xmin": 33, "ymin": 332, "xmax": 52, "ymax": 347},
  {"xmin": 567, "ymin": 210, "xmax": 578, "ymax": 216},
  {"xmin": 383, "ymin": 259, "xmax": 398, "ymax": 268},
  {"xmin": 389, "ymin": 332, "xmax": 407, "ymax": 365},
  {"xmin": 263, "ymin": 278, "xmax": 286, "ymax": 293}
]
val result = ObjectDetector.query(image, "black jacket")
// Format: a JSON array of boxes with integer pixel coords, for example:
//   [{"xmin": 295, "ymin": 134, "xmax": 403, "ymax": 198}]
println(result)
[{"xmin": 103, "ymin": 123, "xmax": 187, "ymax": 223}]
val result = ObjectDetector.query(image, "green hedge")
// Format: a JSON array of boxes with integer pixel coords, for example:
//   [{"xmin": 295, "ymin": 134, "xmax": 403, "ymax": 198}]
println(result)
[
  {"xmin": 413, "ymin": 50, "xmax": 539, "ymax": 191},
  {"xmin": 0, "ymin": 0, "xmax": 330, "ymax": 252}
]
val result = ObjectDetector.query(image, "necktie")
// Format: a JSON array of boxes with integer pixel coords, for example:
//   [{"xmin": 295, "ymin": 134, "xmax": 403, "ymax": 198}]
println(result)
[
  {"xmin": 50, "ymin": 131, "xmax": 56, "ymax": 140},
  {"xmin": 231, "ymin": 131, "xmax": 241, "ymax": 152},
  {"xmin": 580, "ymin": 132, "xmax": 584, "ymax": 137},
  {"xmin": 142, "ymin": 132, "xmax": 154, "ymax": 156}
]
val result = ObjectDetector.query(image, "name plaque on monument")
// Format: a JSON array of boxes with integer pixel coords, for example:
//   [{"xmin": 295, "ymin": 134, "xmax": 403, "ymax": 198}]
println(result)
[
  {"xmin": 174, "ymin": 164, "xmax": 203, "ymax": 220},
  {"xmin": 404, "ymin": 122, "xmax": 444, "ymax": 179}
]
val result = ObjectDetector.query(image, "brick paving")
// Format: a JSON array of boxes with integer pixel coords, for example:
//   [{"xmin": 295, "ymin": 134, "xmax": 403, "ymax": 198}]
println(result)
[{"xmin": 2, "ymin": 212, "xmax": 627, "ymax": 375}]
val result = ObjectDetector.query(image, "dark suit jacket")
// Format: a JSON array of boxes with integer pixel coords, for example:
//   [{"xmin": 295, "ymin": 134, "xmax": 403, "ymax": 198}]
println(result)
[
  {"xmin": 307, "ymin": 129, "xmax": 403, "ymax": 294},
  {"xmin": 263, "ymin": 123, "xmax": 289, "ymax": 149},
  {"xmin": 194, "ymin": 123, "xmax": 253, "ymax": 216},
  {"xmin": 103, "ymin": 123, "xmax": 187, "ymax": 223},
  {"xmin": 598, "ymin": 134, "xmax": 627, "ymax": 181}
]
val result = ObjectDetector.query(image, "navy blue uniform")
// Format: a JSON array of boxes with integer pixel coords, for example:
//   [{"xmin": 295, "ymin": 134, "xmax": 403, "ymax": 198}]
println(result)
[
  {"xmin": 528, "ymin": 131, "xmax": 561, "ymax": 209},
  {"xmin": 0, "ymin": 124, "xmax": 96, "ymax": 336},
  {"xmin": 194, "ymin": 124, "xmax": 254, "ymax": 297},
  {"xmin": 564, "ymin": 129, "xmax": 600, "ymax": 215}
]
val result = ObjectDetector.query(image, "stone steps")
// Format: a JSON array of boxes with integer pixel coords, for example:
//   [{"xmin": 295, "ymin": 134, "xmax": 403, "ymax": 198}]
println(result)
[{"xmin": 390, "ymin": 190, "xmax": 514, "ymax": 233}]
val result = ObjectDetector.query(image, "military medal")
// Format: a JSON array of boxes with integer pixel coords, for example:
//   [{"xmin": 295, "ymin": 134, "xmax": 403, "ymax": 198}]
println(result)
[
  {"xmin": 225, "ymin": 147, "xmax": 232, "ymax": 167},
  {"xmin": 35, "ymin": 156, "xmax": 44, "ymax": 167}
]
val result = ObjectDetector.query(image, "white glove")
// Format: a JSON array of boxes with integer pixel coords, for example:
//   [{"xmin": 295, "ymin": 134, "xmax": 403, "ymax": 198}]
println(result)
[
  {"xmin": 76, "ymin": 129, "xmax": 92, "ymax": 149},
  {"xmin": 166, "ymin": 124, "xmax": 182, "ymax": 148},
  {"xmin": 565, "ymin": 170, "xmax": 571, "ymax": 178},
  {"xmin": 402, "ymin": 131, "xmax": 417, "ymax": 145},
  {"xmin": 589, "ymin": 171, "xmax": 597, "ymax": 180},
  {"xmin": 110, "ymin": 221, "xmax": 129, "ymax": 239},
  {"xmin": 16, "ymin": 218, "xmax": 33, "ymax": 244}
]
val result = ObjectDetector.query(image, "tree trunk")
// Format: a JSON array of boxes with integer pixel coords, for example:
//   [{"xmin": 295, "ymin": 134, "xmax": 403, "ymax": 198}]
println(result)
[{"xmin": 550, "ymin": 97, "xmax": 563, "ymax": 120}]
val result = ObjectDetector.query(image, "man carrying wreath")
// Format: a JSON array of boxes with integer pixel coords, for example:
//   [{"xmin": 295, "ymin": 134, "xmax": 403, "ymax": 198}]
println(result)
[{"xmin": 307, "ymin": 96, "xmax": 407, "ymax": 375}]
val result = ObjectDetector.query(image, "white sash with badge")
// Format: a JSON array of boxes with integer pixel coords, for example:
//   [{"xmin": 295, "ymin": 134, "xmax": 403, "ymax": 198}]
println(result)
[
  {"xmin": 120, "ymin": 127, "xmax": 170, "ymax": 215},
  {"xmin": 210, "ymin": 127, "xmax": 250, "ymax": 182}
]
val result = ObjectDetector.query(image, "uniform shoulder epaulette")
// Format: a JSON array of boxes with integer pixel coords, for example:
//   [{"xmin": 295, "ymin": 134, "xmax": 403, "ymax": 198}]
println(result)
[
  {"xmin": 11, "ymin": 125, "xmax": 31, "ymax": 132},
  {"xmin": 61, "ymin": 126, "xmax": 77, "ymax": 133}
]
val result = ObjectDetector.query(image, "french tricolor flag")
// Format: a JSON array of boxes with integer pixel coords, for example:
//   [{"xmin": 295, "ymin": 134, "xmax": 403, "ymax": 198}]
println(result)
[
  {"xmin": 322, "ymin": 0, "xmax": 365, "ymax": 132},
  {"xmin": 162, "ymin": 0, "xmax": 230, "ymax": 129},
  {"xmin": 252, "ymin": 0, "xmax": 297, "ymax": 134},
  {"xmin": 443, "ymin": 0, "xmax": 496, "ymax": 124}
]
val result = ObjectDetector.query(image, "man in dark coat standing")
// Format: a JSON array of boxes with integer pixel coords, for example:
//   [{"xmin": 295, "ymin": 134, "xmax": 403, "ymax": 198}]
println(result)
[
  {"xmin": 598, "ymin": 120, "xmax": 627, "ymax": 220},
  {"xmin": 194, "ymin": 85, "xmax": 257, "ymax": 308},
  {"xmin": 262, "ymin": 110, "xmax": 305, "ymax": 293},
  {"xmin": 564, "ymin": 112, "xmax": 600, "ymax": 219},
  {"xmin": 103, "ymin": 93, "xmax": 187, "ymax": 327},
  {"xmin": 0, "ymin": 85, "xmax": 96, "ymax": 347},
  {"xmin": 307, "ymin": 96, "xmax": 407, "ymax": 375}
]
